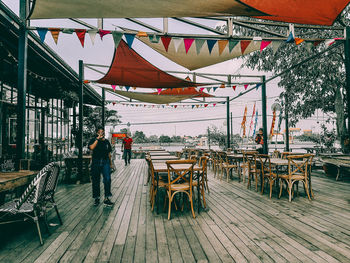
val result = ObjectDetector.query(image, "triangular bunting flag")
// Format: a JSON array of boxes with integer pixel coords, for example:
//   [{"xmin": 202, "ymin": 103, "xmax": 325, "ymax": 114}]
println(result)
[
  {"xmin": 173, "ymin": 38, "xmax": 182, "ymax": 52},
  {"xmin": 125, "ymin": 86, "xmax": 130, "ymax": 91},
  {"xmin": 62, "ymin": 28, "xmax": 74, "ymax": 34},
  {"xmin": 213, "ymin": 103, "xmax": 216, "ymax": 107},
  {"xmin": 112, "ymin": 102, "xmax": 116, "ymax": 106},
  {"xmin": 255, "ymin": 83, "xmax": 261, "ymax": 90},
  {"xmin": 88, "ymin": 29, "xmax": 98, "ymax": 45},
  {"xmin": 157, "ymin": 88, "xmax": 162, "ymax": 95},
  {"xmin": 184, "ymin": 38, "xmax": 194, "ymax": 54},
  {"xmin": 199, "ymin": 88, "xmax": 204, "ymax": 92},
  {"xmin": 220, "ymin": 83, "xmax": 225, "ymax": 89},
  {"xmin": 192, "ymin": 105, "xmax": 195, "ymax": 109},
  {"xmin": 149, "ymin": 34, "xmax": 160, "ymax": 43},
  {"xmin": 99, "ymin": 29, "xmax": 111, "ymax": 40},
  {"xmin": 174, "ymin": 105, "xmax": 177, "ymax": 108},
  {"xmin": 313, "ymin": 40, "xmax": 322, "ymax": 47},
  {"xmin": 75, "ymin": 29, "xmax": 86, "ymax": 47},
  {"xmin": 244, "ymin": 84, "xmax": 248, "ymax": 90},
  {"xmin": 232, "ymin": 85, "xmax": 236, "ymax": 91},
  {"xmin": 49, "ymin": 28, "xmax": 60, "ymax": 44},
  {"xmin": 161, "ymin": 36, "xmax": 172, "ymax": 52},
  {"xmin": 195, "ymin": 39, "xmax": 205, "ymax": 55},
  {"xmin": 196, "ymin": 105, "xmax": 199, "ymax": 108},
  {"xmin": 204, "ymin": 104, "xmax": 208, "ymax": 108},
  {"xmin": 213, "ymin": 87, "xmax": 218, "ymax": 92},
  {"xmin": 207, "ymin": 40, "xmax": 217, "ymax": 54},
  {"xmin": 218, "ymin": 40, "xmax": 228, "ymax": 55},
  {"xmin": 240, "ymin": 40, "xmax": 251, "ymax": 54},
  {"xmin": 294, "ymin": 37, "xmax": 304, "ymax": 45},
  {"xmin": 271, "ymin": 41, "xmax": 282, "ymax": 54},
  {"xmin": 286, "ymin": 32, "xmax": 294, "ymax": 43},
  {"xmin": 229, "ymin": 40, "xmax": 239, "ymax": 52},
  {"xmin": 133, "ymin": 87, "xmax": 137, "ymax": 90},
  {"xmin": 112, "ymin": 31, "xmax": 123, "ymax": 48},
  {"xmin": 206, "ymin": 87, "xmax": 212, "ymax": 92},
  {"xmin": 37, "ymin": 28, "xmax": 48, "ymax": 43},
  {"xmin": 136, "ymin": 31, "xmax": 147, "ymax": 37},
  {"xmin": 125, "ymin": 33, "xmax": 136, "ymax": 48},
  {"xmin": 324, "ymin": 38, "xmax": 336, "ymax": 46},
  {"xmin": 260, "ymin": 40, "xmax": 271, "ymax": 52},
  {"xmin": 111, "ymin": 85, "xmax": 116, "ymax": 91}
]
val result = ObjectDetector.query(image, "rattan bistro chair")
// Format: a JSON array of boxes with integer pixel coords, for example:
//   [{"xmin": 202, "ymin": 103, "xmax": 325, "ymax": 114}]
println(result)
[
  {"xmin": 257, "ymin": 154, "xmax": 278, "ymax": 198},
  {"xmin": 166, "ymin": 160, "xmax": 196, "ymax": 220},
  {"xmin": 0, "ymin": 162, "xmax": 62, "ymax": 245}
]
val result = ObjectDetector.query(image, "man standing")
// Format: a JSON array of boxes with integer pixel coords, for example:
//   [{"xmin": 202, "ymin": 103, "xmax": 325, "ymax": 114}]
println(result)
[
  {"xmin": 122, "ymin": 133, "xmax": 133, "ymax": 166},
  {"xmin": 88, "ymin": 127, "xmax": 114, "ymax": 206},
  {"xmin": 255, "ymin": 128, "xmax": 264, "ymax": 154}
]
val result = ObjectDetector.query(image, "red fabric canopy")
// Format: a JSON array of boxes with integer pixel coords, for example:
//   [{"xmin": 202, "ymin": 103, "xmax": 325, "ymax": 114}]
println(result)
[
  {"xmin": 243, "ymin": 0, "xmax": 349, "ymax": 25},
  {"xmin": 97, "ymin": 40, "xmax": 200, "ymax": 88},
  {"xmin": 151, "ymin": 87, "xmax": 213, "ymax": 97}
]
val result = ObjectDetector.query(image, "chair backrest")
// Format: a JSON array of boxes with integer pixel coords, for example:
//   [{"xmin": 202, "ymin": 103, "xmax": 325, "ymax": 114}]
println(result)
[
  {"xmin": 282, "ymin": 152, "xmax": 292, "ymax": 159},
  {"xmin": 271, "ymin": 150, "xmax": 280, "ymax": 158},
  {"xmin": 15, "ymin": 162, "xmax": 55, "ymax": 209},
  {"xmin": 166, "ymin": 160, "xmax": 196, "ymax": 187},
  {"xmin": 190, "ymin": 155, "xmax": 197, "ymax": 161},
  {"xmin": 41, "ymin": 163, "xmax": 61, "ymax": 202},
  {"xmin": 244, "ymin": 152, "xmax": 258, "ymax": 171},
  {"xmin": 287, "ymin": 154, "xmax": 310, "ymax": 179},
  {"xmin": 199, "ymin": 156, "xmax": 208, "ymax": 173},
  {"xmin": 256, "ymin": 154, "xmax": 272, "ymax": 177}
]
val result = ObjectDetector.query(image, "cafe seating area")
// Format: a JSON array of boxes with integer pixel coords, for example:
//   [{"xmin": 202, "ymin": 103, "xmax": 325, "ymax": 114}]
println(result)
[{"xmin": 1, "ymin": 158, "xmax": 350, "ymax": 262}]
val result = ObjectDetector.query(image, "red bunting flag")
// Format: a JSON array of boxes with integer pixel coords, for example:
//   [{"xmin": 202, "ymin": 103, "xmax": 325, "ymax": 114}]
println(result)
[
  {"xmin": 204, "ymin": 104, "xmax": 208, "ymax": 107},
  {"xmin": 174, "ymin": 105, "xmax": 178, "ymax": 108},
  {"xmin": 99, "ymin": 29, "xmax": 111, "ymax": 40},
  {"xmin": 213, "ymin": 103, "xmax": 216, "ymax": 107},
  {"xmin": 244, "ymin": 84, "xmax": 248, "ymax": 90},
  {"xmin": 75, "ymin": 29, "xmax": 86, "ymax": 47},
  {"xmin": 260, "ymin": 40, "xmax": 271, "ymax": 52},
  {"xmin": 161, "ymin": 36, "xmax": 172, "ymax": 52},
  {"xmin": 112, "ymin": 102, "xmax": 116, "ymax": 106},
  {"xmin": 232, "ymin": 85, "xmax": 236, "ymax": 91},
  {"xmin": 240, "ymin": 40, "xmax": 251, "ymax": 54},
  {"xmin": 157, "ymin": 88, "xmax": 162, "ymax": 95},
  {"xmin": 200, "ymin": 88, "xmax": 204, "ymax": 92},
  {"xmin": 184, "ymin": 38, "xmax": 194, "ymax": 54},
  {"xmin": 111, "ymin": 85, "xmax": 116, "ymax": 91}
]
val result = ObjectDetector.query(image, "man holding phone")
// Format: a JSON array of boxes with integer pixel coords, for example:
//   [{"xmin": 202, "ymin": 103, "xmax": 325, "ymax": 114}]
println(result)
[{"xmin": 88, "ymin": 127, "xmax": 114, "ymax": 206}]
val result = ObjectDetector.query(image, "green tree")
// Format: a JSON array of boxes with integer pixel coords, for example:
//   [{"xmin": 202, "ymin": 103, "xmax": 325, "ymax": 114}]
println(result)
[
  {"xmin": 159, "ymin": 135, "xmax": 171, "ymax": 143},
  {"xmin": 208, "ymin": 126, "xmax": 227, "ymax": 148},
  {"xmin": 148, "ymin": 135, "xmax": 159, "ymax": 143},
  {"xmin": 216, "ymin": 12, "xmax": 349, "ymax": 149},
  {"xmin": 133, "ymin": 130, "xmax": 148, "ymax": 143},
  {"xmin": 82, "ymin": 106, "xmax": 121, "ymax": 143}
]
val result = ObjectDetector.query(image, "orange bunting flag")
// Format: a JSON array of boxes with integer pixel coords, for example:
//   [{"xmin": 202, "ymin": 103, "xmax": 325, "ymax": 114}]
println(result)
[
  {"xmin": 240, "ymin": 40, "xmax": 251, "ymax": 54},
  {"xmin": 49, "ymin": 28, "xmax": 60, "ymax": 44},
  {"xmin": 220, "ymin": 83, "xmax": 225, "ymax": 89},
  {"xmin": 75, "ymin": 29, "xmax": 86, "ymax": 47},
  {"xmin": 161, "ymin": 36, "xmax": 172, "ymax": 52},
  {"xmin": 241, "ymin": 105, "xmax": 248, "ymax": 137},
  {"xmin": 270, "ymin": 109, "xmax": 276, "ymax": 136},
  {"xmin": 294, "ymin": 38, "xmax": 304, "ymax": 45},
  {"xmin": 218, "ymin": 40, "xmax": 228, "ymax": 55},
  {"xmin": 83, "ymin": 80, "xmax": 90, "ymax": 84},
  {"xmin": 196, "ymin": 105, "xmax": 199, "ymax": 108},
  {"xmin": 136, "ymin": 31, "xmax": 148, "ymax": 37}
]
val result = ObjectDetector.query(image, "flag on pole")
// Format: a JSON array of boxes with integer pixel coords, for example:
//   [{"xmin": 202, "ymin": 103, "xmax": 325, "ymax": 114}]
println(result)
[
  {"xmin": 270, "ymin": 109, "xmax": 276, "ymax": 137},
  {"xmin": 248, "ymin": 103, "xmax": 256, "ymax": 137},
  {"xmin": 241, "ymin": 105, "xmax": 248, "ymax": 137}
]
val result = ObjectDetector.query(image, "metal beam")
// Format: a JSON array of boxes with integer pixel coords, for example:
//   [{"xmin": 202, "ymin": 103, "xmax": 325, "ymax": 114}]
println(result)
[
  {"xmin": 231, "ymin": 19, "xmax": 286, "ymax": 38},
  {"xmin": 172, "ymin": 17, "xmax": 225, "ymax": 35},
  {"xmin": 125, "ymin": 18, "xmax": 162, "ymax": 33},
  {"xmin": 226, "ymin": 97, "xmax": 230, "ymax": 149},
  {"xmin": 78, "ymin": 60, "xmax": 84, "ymax": 182},
  {"xmin": 344, "ymin": 27, "xmax": 350, "ymax": 136},
  {"xmin": 69, "ymin": 18, "xmax": 97, "ymax": 29},
  {"xmin": 16, "ymin": 0, "xmax": 28, "ymax": 167},
  {"xmin": 261, "ymin": 76, "xmax": 268, "ymax": 154},
  {"xmin": 285, "ymin": 94, "xmax": 290, "ymax": 152},
  {"xmin": 102, "ymin": 88, "xmax": 105, "ymax": 129}
]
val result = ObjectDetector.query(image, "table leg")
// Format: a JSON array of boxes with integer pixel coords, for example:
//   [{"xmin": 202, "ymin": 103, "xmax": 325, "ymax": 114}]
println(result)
[
  {"xmin": 156, "ymin": 172, "xmax": 159, "ymax": 214},
  {"xmin": 197, "ymin": 172, "xmax": 200, "ymax": 214}
]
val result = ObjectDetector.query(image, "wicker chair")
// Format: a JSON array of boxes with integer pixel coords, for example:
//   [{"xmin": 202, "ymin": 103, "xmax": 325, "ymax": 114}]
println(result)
[
  {"xmin": 257, "ymin": 154, "xmax": 278, "ymax": 198},
  {"xmin": 0, "ymin": 162, "xmax": 62, "ymax": 245}
]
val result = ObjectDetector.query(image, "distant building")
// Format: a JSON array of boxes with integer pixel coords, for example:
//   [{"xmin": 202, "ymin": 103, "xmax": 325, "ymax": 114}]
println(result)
[
  {"xmin": 303, "ymin": 129, "xmax": 312, "ymax": 135},
  {"xmin": 199, "ymin": 136, "xmax": 208, "ymax": 147}
]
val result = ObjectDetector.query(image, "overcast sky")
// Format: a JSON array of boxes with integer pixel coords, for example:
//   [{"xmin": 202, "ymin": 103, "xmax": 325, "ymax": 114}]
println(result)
[{"xmin": 4, "ymin": 1, "xmax": 333, "ymax": 137}]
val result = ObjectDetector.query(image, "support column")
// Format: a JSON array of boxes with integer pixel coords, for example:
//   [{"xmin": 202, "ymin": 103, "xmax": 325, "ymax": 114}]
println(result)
[
  {"xmin": 344, "ymin": 27, "xmax": 350, "ymax": 136},
  {"xmin": 102, "ymin": 88, "xmax": 105, "ymax": 129},
  {"xmin": 78, "ymin": 60, "xmax": 84, "ymax": 182},
  {"xmin": 230, "ymin": 112, "xmax": 233, "ymax": 148},
  {"xmin": 285, "ymin": 95, "xmax": 290, "ymax": 152},
  {"xmin": 226, "ymin": 97, "xmax": 230, "ymax": 149},
  {"xmin": 261, "ymin": 76, "xmax": 268, "ymax": 154},
  {"xmin": 16, "ymin": 0, "xmax": 28, "ymax": 167}
]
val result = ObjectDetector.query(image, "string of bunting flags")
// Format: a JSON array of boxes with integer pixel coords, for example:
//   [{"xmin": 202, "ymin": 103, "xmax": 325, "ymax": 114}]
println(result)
[
  {"xmin": 33, "ymin": 27, "xmax": 343, "ymax": 53},
  {"xmin": 107, "ymin": 101, "xmax": 220, "ymax": 108}
]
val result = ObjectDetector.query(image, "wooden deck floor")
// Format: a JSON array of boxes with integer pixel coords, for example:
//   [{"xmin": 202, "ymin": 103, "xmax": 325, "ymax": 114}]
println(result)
[{"xmin": 1, "ymin": 159, "xmax": 350, "ymax": 263}]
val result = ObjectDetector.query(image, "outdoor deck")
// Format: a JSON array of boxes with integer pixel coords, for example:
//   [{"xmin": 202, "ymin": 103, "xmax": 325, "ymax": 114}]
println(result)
[{"xmin": 1, "ymin": 159, "xmax": 350, "ymax": 263}]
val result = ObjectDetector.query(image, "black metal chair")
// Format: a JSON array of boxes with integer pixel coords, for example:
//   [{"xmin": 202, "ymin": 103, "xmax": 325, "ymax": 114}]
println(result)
[{"xmin": 0, "ymin": 162, "xmax": 62, "ymax": 245}]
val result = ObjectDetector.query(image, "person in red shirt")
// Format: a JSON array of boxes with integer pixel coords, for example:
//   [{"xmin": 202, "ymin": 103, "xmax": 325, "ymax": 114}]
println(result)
[
  {"xmin": 122, "ymin": 133, "xmax": 133, "ymax": 166},
  {"xmin": 255, "ymin": 128, "xmax": 264, "ymax": 154}
]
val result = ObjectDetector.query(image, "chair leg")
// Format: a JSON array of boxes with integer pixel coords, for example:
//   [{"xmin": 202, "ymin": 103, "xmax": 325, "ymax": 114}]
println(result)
[
  {"xmin": 279, "ymin": 180, "xmax": 283, "ymax": 198},
  {"xmin": 168, "ymin": 192, "xmax": 172, "ymax": 220},
  {"xmin": 288, "ymin": 182, "xmax": 293, "ymax": 202},
  {"xmin": 303, "ymin": 181, "xmax": 312, "ymax": 201},
  {"xmin": 34, "ymin": 210, "xmax": 44, "ymax": 245},
  {"xmin": 53, "ymin": 201, "xmax": 63, "ymax": 225},
  {"xmin": 205, "ymin": 174, "xmax": 210, "ymax": 194},
  {"xmin": 269, "ymin": 181, "xmax": 274, "ymax": 199},
  {"xmin": 189, "ymin": 193, "xmax": 196, "ymax": 219},
  {"xmin": 226, "ymin": 168, "xmax": 230, "ymax": 182},
  {"xmin": 261, "ymin": 177, "xmax": 265, "ymax": 195}
]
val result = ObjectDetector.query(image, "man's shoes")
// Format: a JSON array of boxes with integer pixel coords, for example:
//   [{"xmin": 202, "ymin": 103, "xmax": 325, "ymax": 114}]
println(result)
[
  {"xmin": 125, "ymin": 163, "xmax": 127, "ymax": 166},
  {"xmin": 104, "ymin": 198, "xmax": 114, "ymax": 206},
  {"xmin": 94, "ymin": 198, "xmax": 100, "ymax": 206}
]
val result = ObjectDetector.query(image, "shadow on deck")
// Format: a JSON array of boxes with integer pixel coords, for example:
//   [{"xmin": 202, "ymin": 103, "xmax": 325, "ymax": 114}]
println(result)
[{"xmin": 1, "ymin": 159, "xmax": 350, "ymax": 262}]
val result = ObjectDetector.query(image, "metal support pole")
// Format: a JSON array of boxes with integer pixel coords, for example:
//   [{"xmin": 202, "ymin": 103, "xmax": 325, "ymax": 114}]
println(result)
[
  {"xmin": 344, "ymin": 27, "xmax": 350, "ymax": 136},
  {"xmin": 285, "ymin": 95, "xmax": 290, "ymax": 152},
  {"xmin": 16, "ymin": 0, "xmax": 28, "ymax": 168},
  {"xmin": 226, "ymin": 97, "xmax": 230, "ymax": 149},
  {"xmin": 78, "ymin": 60, "xmax": 84, "ymax": 182},
  {"xmin": 102, "ymin": 88, "xmax": 105, "ymax": 129},
  {"xmin": 230, "ymin": 112, "xmax": 233, "ymax": 148},
  {"xmin": 207, "ymin": 127, "xmax": 211, "ymax": 150},
  {"xmin": 163, "ymin": 18, "xmax": 168, "ymax": 34},
  {"xmin": 261, "ymin": 76, "xmax": 268, "ymax": 154}
]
